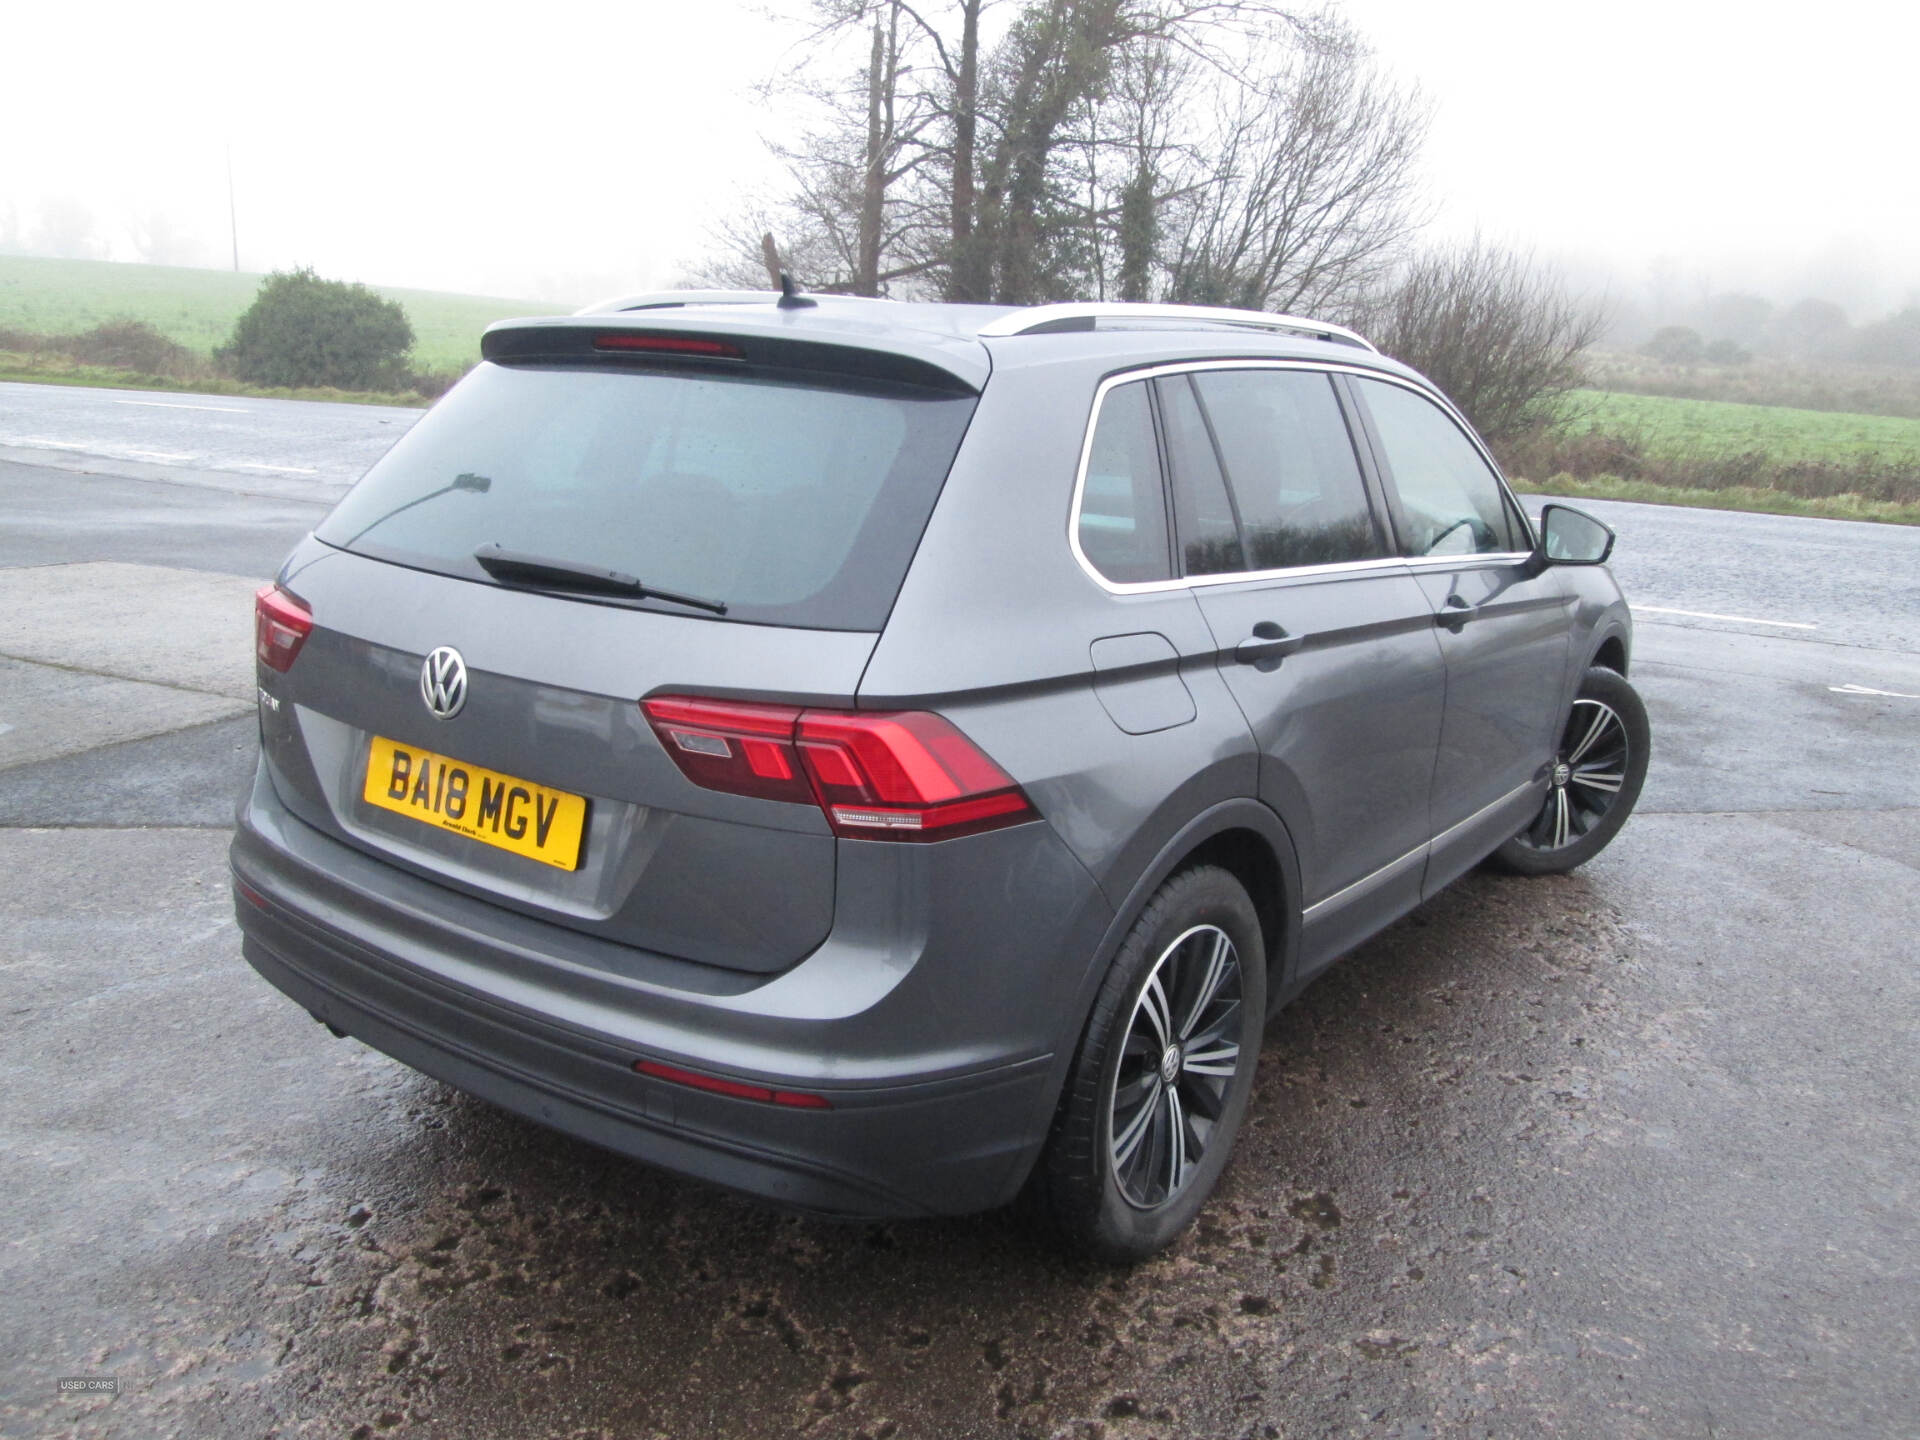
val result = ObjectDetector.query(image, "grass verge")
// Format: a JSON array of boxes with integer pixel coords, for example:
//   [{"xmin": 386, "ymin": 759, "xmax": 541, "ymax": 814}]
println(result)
[
  {"xmin": 0, "ymin": 352, "xmax": 432, "ymax": 408},
  {"xmin": 1498, "ymin": 388, "xmax": 1920, "ymax": 526},
  {"xmin": 1508, "ymin": 474, "xmax": 1920, "ymax": 526}
]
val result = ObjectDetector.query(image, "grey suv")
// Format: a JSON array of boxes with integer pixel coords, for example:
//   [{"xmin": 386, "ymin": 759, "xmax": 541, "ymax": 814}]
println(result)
[{"xmin": 232, "ymin": 293, "xmax": 1647, "ymax": 1259}]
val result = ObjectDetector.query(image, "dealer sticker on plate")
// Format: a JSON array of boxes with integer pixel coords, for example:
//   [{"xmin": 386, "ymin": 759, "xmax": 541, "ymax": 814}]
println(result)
[{"xmin": 362, "ymin": 735, "xmax": 588, "ymax": 871}]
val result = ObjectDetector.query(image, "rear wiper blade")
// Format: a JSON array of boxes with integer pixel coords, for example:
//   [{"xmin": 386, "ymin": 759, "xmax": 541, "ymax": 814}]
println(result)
[{"xmin": 471, "ymin": 543, "xmax": 727, "ymax": 615}]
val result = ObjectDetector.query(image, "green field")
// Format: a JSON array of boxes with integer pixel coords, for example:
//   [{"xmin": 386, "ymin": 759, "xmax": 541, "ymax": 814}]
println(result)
[
  {"xmin": 1568, "ymin": 389, "xmax": 1920, "ymax": 466},
  {"xmin": 0, "ymin": 254, "xmax": 559, "ymax": 373},
  {"xmin": 1496, "ymin": 387, "xmax": 1920, "ymax": 525}
]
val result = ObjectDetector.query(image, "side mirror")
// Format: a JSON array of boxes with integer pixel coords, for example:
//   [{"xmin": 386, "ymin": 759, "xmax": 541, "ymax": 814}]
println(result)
[{"xmin": 1536, "ymin": 503, "xmax": 1615, "ymax": 566}]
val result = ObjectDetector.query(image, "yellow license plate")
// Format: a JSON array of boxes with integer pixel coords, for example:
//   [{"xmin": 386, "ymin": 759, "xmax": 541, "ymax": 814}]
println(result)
[{"xmin": 362, "ymin": 735, "xmax": 588, "ymax": 871}]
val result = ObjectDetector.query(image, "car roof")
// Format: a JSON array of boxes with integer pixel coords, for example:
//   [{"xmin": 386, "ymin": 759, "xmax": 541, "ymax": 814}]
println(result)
[{"xmin": 483, "ymin": 292, "xmax": 1428, "ymax": 395}]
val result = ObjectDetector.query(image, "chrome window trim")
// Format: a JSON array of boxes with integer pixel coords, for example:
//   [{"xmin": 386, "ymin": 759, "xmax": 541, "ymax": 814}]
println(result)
[
  {"xmin": 1401, "ymin": 552, "xmax": 1536, "ymax": 572},
  {"xmin": 1069, "ymin": 359, "xmax": 1500, "ymax": 595},
  {"xmin": 1067, "ymin": 360, "xmax": 1542, "ymax": 596}
]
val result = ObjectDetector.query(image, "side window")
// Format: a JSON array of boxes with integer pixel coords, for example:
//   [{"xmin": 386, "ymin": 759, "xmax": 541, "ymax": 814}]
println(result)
[
  {"xmin": 1077, "ymin": 380, "xmax": 1172, "ymax": 584},
  {"xmin": 1355, "ymin": 378, "xmax": 1519, "ymax": 556},
  {"xmin": 1158, "ymin": 375, "xmax": 1244, "ymax": 576},
  {"xmin": 1190, "ymin": 369, "xmax": 1387, "ymax": 570}
]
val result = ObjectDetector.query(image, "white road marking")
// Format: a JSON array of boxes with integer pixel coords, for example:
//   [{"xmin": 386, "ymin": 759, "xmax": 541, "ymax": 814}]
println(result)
[
  {"xmin": 1830, "ymin": 683, "xmax": 1920, "ymax": 700},
  {"xmin": 10, "ymin": 436, "xmax": 193, "ymax": 463},
  {"xmin": 230, "ymin": 462, "xmax": 319, "ymax": 476},
  {"xmin": 0, "ymin": 721, "xmax": 12, "ymax": 738},
  {"xmin": 114, "ymin": 399, "xmax": 249, "ymax": 413},
  {"xmin": 1634, "ymin": 605, "xmax": 1817, "ymax": 630}
]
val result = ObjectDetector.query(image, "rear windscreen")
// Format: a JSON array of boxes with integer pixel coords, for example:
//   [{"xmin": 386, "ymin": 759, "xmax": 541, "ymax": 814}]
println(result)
[{"xmin": 315, "ymin": 361, "xmax": 978, "ymax": 630}]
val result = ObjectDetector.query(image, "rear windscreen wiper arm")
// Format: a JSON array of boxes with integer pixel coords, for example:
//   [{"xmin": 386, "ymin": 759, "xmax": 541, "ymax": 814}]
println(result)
[{"xmin": 472, "ymin": 543, "xmax": 727, "ymax": 615}]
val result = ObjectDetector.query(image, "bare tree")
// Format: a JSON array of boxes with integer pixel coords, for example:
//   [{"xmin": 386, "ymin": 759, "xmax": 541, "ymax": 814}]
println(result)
[
  {"xmin": 696, "ymin": 1, "xmax": 1425, "ymax": 312},
  {"xmin": 1347, "ymin": 238, "xmax": 1605, "ymax": 445},
  {"xmin": 1157, "ymin": 20, "xmax": 1428, "ymax": 314},
  {"xmin": 693, "ymin": 1, "xmax": 940, "ymax": 295}
]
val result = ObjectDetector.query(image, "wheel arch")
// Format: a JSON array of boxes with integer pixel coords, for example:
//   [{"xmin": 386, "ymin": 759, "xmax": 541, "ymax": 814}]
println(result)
[
  {"xmin": 1080, "ymin": 798, "xmax": 1303, "ymax": 1036},
  {"xmin": 1591, "ymin": 629, "xmax": 1630, "ymax": 676},
  {"xmin": 1006, "ymin": 798, "xmax": 1303, "ymax": 1204}
]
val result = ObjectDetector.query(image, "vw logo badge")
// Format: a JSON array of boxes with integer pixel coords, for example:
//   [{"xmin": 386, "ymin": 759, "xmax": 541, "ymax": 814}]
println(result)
[{"xmin": 420, "ymin": 646, "xmax": 468, "ymax": 719}]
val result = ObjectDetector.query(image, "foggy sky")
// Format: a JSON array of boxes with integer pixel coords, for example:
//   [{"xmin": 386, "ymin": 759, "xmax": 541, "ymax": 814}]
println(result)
[{"xmin": 4, "ymin": 0, "xmax": 1916, "ymax": 319}]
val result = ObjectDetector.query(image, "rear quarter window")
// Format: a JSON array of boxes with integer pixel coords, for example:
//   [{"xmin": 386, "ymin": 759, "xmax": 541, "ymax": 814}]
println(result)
[
  {"xmin": 1075, "ymin": 380, "xmax": 1173, "ymax": 584},
  {"xmin": 316, "ymin": 361, "xmax": 977, "ymax": 630}
]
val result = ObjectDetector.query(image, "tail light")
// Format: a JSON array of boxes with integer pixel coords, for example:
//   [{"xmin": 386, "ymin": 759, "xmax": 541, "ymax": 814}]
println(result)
[
  {"xmin": 254, "ymin": 584, "xmax": 313, "ymax": 672},
  {"xmin": 642, "ymin": 696, "xmax": 1037, "ymax": 842}
]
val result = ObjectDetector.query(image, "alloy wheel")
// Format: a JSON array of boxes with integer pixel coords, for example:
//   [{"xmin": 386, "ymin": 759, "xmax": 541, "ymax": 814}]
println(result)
[
  {"xmin": 1108, "ymin": 923, "xmax": 1245, "ymax": 1209},
  {"xmin": 1519, "ymin": 698, "xmax": 1630, "ymax": 853}
]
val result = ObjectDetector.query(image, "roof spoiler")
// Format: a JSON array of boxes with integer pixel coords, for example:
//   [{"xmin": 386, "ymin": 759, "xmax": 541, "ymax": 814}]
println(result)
[{"xmin": 481, "ymin": 317, "xmax": 984, "ymax": 396}]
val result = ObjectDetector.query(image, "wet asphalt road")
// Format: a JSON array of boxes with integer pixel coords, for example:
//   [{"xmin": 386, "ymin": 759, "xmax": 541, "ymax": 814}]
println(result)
[{"xmin": 1, "ymin": 387, "xmax": 1917, "ymax": 1439}]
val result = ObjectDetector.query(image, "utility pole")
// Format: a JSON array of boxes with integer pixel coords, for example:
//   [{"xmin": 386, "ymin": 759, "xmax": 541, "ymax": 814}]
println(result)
[{"xmin": 225, "ymin": 143, "xmax": 239, "ymax": 272}]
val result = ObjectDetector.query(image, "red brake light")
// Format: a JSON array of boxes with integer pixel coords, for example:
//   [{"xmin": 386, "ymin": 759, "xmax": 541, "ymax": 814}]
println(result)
[
  {"xmin": 593, "ymin": 334, "xmax": 743, "ymax": 358},
  {"xmin": 640, "ymin": 696, "xmax": 1037, "ymax": 842},
  {"xmin": 254, "ymin": 584, "xmax": 312, "ymax": 673}
]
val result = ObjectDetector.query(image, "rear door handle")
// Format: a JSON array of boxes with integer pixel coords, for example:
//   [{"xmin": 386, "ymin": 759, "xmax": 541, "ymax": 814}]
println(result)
[
  {"xmin": 1234, "ymin": 621, "xmax": 1303, "ymax": 666},
  {"xmin": 1437, "ymin": 595, "xmax": 1478, "ymax": 631}
]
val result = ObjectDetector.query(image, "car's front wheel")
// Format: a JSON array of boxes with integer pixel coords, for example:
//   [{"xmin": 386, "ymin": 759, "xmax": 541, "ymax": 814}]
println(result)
[
  {"xmin": 1492, "ymin": 665, "xmax": 1650, "ymax": 875},
  {"xmin": 1035, "ymin": 865, "xmax": 1266, "ymax": 1261}
]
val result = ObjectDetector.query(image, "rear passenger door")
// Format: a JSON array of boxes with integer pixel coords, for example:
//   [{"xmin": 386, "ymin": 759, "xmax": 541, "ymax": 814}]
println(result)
[
  {"xmin": 1158, "ymin": 366, "xmax": 1448, "ymax": 970},
  {"xmin": 1344, "ymin": 375, "xmax": 1573, "ymax": 895}
]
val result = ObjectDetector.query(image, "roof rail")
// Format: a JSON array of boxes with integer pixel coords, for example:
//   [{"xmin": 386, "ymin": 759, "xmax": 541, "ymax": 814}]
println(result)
[{"xmin": 974, "ymin": 302, "xmax": 1375, "ymax": 352}]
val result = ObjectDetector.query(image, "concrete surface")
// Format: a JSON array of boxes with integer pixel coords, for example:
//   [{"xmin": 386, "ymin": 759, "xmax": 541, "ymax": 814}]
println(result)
[
  {"xmin": 0, "ymin": 660, "xmax": 242, "ymax": 771},
  {"xmin": 0, "ymin": 388, "xmax": 1916, "ymax": 1439},
  {"xmin": 0, "ymin": 561, "xmax": 263, "ymax": 702}
]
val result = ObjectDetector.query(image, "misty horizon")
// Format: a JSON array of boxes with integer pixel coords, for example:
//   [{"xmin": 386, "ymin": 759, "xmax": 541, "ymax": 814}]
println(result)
[{"xmin": 4, "ymin": 0, "xmax": 1916, "ymax": 331}]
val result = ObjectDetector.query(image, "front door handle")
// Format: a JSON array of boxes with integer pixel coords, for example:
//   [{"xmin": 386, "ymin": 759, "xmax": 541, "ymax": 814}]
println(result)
[
  {"xmin": 1437, "ymin": 595, "xmax": 1478, "ymax": 631},
  {"xmin": 1234, "ymin": 621, "xmax": 1303, "ymax": 667}
]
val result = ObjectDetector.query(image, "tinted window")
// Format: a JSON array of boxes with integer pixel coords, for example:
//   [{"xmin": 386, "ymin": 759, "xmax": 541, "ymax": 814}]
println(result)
[
  {"xmin": 1355, "ymin": 378, "xmax": 1519, "ymax": 556},
  {"xmin": 1159, "ymin": 375, "xmax": 1244, "ymax": 576},
  {"xmin": 316, "ymin": 361, "xmax": 976, "ymax": 630},
  {"xmin": 1191, "ymin": 369, "xmax": 1385, "ymax": 570},
  {"xmin": 1077, "ymin": 380, "xmax": 1172, "ymax": 584}
]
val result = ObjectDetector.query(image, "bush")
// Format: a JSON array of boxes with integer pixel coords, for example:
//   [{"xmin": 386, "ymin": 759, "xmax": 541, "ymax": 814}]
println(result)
[
  {"xmin": 1344, "ymin": 239, "xmax": 1604, "ymax": 445},
  {"xmin": 1642, "ymin": 325, "xmax": 1705, "ymax": 365},
  {"xmin": 1582, "ymin": 348, "xmax": 1920, "ymax": 419},
  {"xmin": 1702, "ymin": 338, "xmax": 1750, "ymax": 366},
  {"xmin": 67, "ymin": 319, "xmax": 195, "ymax": 376},
  {"xmin": 216, "ymin": 268, "xmax": 415, "ymax": 390}
]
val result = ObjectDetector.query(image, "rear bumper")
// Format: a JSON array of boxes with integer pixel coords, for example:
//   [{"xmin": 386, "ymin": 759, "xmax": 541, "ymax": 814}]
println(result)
[{"xmin": 231, "ymin": 765, "xmax": 1110, "ymax": 1218}]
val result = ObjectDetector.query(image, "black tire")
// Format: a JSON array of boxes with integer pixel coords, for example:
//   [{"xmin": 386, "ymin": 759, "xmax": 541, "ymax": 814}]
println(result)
[
  {"xmin": 1034, "ymin": 865, "xmax": 1266, "ymax": 1262},
  {"xmin": 1491, "ymin": 665, "xmax": 1650, "ymax": 876}
]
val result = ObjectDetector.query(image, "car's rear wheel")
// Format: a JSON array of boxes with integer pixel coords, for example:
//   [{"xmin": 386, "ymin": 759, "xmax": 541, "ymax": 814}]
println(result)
[
  {"xmin": 1492, "ymin": 665, "xmax": 1649, "ymax": 876},
  {"xmin": 1035, "ymin": 865, "xmax": 1265, "ymax": 1261}
]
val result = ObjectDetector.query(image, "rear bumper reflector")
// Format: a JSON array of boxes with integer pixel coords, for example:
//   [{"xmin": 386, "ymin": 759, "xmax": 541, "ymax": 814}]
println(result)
[{"xmin": 634, "ymin": 1059, "xmax": 832, "ymax": 1110}]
